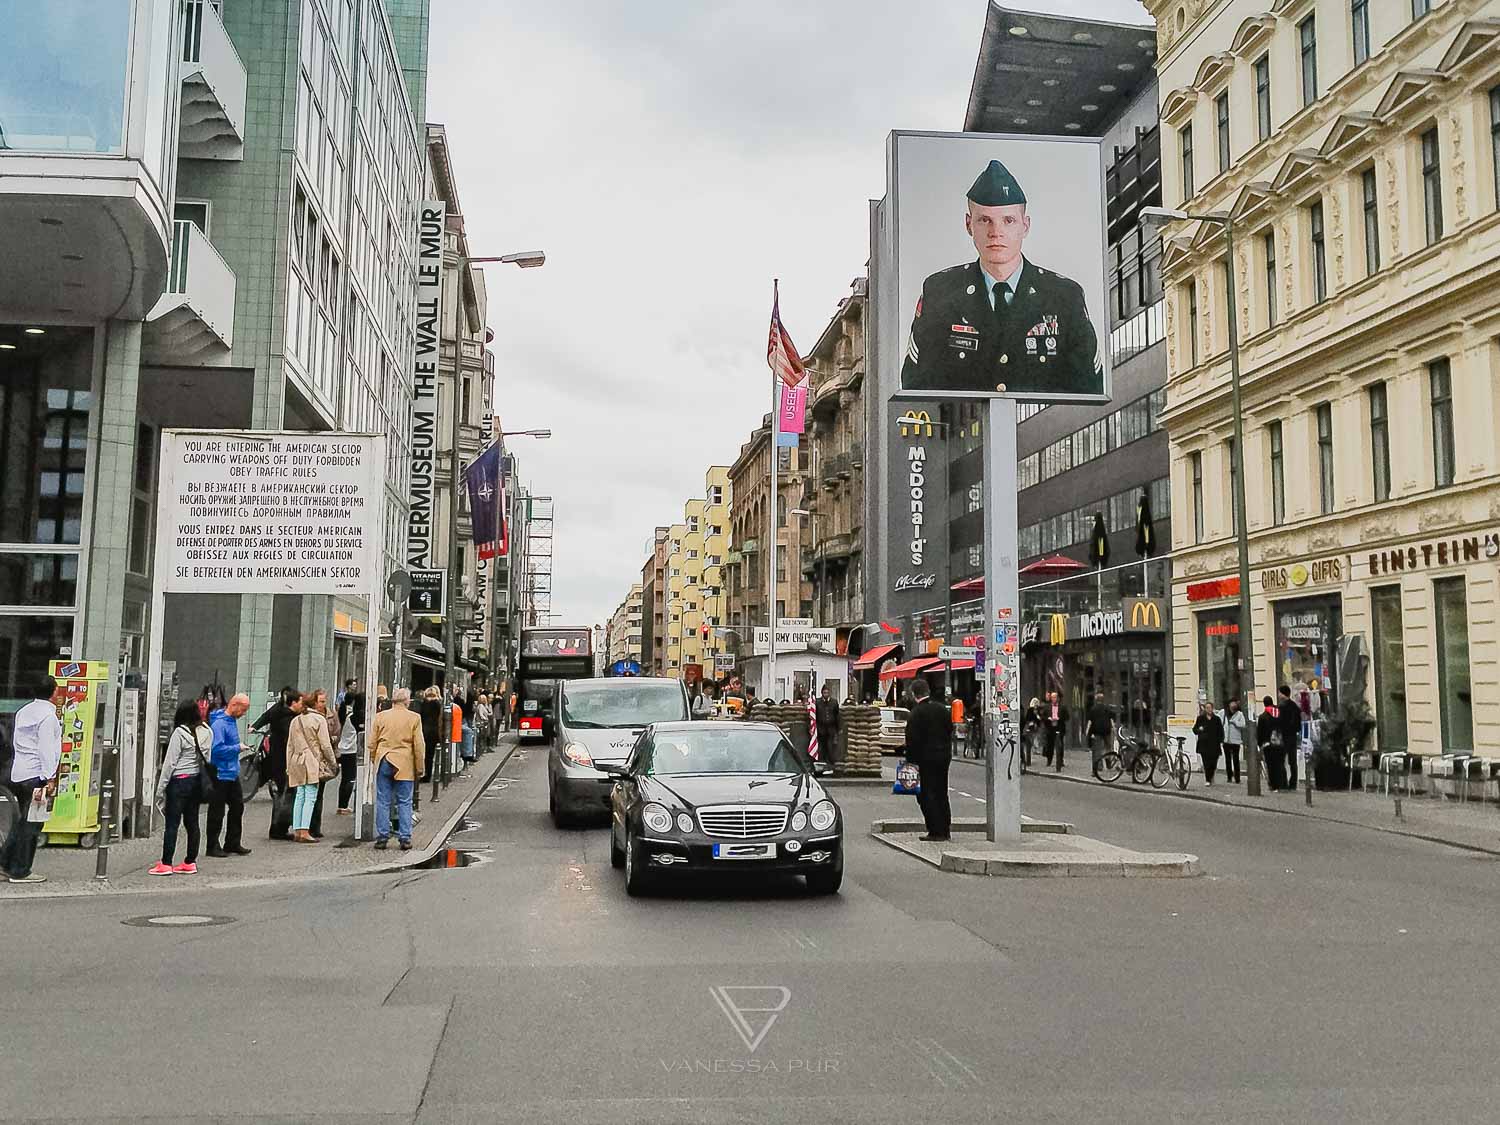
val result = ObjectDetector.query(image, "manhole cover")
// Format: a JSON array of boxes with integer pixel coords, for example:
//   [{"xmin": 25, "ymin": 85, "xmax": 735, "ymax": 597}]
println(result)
[{"xmin": 122, "ymin": 914, "xmax": 235, "ymax": 928}]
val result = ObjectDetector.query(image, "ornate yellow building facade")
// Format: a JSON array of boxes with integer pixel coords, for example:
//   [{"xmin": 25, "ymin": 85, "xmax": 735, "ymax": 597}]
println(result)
[{"xmin": 1150, "ymin": 0, "xmax": 1500, "ymax": 755}]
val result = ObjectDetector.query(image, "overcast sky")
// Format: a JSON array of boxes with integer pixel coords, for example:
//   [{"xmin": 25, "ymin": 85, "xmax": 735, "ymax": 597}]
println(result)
[{"xmin": 426, "ymin": 0, "xmax": 1150, "ymax": 632}]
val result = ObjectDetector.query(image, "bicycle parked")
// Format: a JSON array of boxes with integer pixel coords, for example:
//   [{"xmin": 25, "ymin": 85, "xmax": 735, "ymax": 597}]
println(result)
[{"xmin": 1094, "ymin": 730, "xmax": 1191, "ymax": 790}]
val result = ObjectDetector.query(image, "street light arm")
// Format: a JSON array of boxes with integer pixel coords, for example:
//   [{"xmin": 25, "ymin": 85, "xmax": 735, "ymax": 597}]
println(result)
[{"xmin": 467, "ymin": 251, "xmax": 547, "ymax": 268}]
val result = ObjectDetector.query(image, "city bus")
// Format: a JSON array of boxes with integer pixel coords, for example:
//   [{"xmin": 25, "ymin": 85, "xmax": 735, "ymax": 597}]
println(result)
[{"xmin": 515, "ymin": 627, "xmax": 594, "ymax": 742}]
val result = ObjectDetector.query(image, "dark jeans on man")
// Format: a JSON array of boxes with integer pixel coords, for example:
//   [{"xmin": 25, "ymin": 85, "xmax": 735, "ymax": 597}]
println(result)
[
  {"xmin": 1223, "ymin": 744, "xmax": 1242, "ymax": 783},
  {"xmin": 161, "ymin": 774, "xmax": 202, "ymax": 865},
  {"xmin": 1, "ymin": 777, "xmax": 46, "ymax": 879},
  {"xmin": 1286, "ymin": 743, "xmax": 1298, "ymax": 788},
  {"xmin": 1263, "ymin": 746, "xmax": 1288, "ymax": 791},
  {"xmin": 205, "ymin": 776, "xmax": 244, "ymax": 850},
  {"xmin": 1049, "ymin": 726, "xmax": 1065, "ymax": 771},
  {"xmin": 817, "ymin": 725, "xmax": 837, "ymax": 765},
  {"xmin": 916, "ymin": 758, "xmax": 951, "ymax": 838},
  {"xmin": 337, "ymin": 753, "xmax": 357, "ymax": 810}
]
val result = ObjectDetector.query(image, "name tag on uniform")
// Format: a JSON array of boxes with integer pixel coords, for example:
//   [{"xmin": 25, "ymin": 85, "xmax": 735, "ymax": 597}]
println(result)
[{"xmin": 948, "ymin": 335, "xmax": 978, "ymax": 351}]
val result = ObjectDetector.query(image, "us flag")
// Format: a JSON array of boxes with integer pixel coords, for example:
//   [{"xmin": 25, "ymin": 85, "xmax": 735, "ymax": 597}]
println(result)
[
  {"xmin": 806, "ymin": 693, "xmax": 819, "ymax": 760},
  {"xmin": 767, "ymin": 280, "xmax": 805, "ymax": 387}
]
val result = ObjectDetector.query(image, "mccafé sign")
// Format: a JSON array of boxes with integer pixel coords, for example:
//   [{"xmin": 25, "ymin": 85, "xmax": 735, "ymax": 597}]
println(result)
[{"xmin": 1260, "ymin": 555, "xmax": 1346, "ymax": 593}]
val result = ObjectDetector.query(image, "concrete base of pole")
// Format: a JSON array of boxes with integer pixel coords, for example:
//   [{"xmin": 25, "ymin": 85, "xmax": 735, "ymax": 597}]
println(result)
[{"xmin": 990, "ymin": 744, "xmax": 1023, "ymax": 842}]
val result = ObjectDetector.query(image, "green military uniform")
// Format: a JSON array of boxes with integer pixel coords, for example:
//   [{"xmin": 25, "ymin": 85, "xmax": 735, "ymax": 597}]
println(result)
[{"xmin": 901, "ymin": 161, "xmax": 1102, "ymax": 397}]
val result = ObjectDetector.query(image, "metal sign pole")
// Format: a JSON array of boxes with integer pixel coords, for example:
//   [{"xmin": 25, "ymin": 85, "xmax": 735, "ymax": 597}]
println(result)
[
  {"xmin": 984, "ymin": 398, "xmax": 1021, "ymax": 841},
  {"xmin": 356, "ymin": 436, "xmax": 387, "ymax": 843},
  {"xmin": 140, "ymin": 431, "xmax": 177, "ymax": 848}
]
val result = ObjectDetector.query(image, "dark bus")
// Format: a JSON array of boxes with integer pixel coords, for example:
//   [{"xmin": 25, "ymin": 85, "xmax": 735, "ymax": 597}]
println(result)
[{"xmin": 516, "ymin": 627, "xmax": 594, "ymax": 742}]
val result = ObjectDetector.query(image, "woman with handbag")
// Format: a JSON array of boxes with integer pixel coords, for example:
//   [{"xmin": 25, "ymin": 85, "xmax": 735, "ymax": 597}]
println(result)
[
  {"xmin": 335, "ymin": 687, "xmax": 364, "ymax": 815},
  {"xmin": 306, "ymin": 689, "xmax": 343, "ymax": 839},
  {"xmin": 1257, "ymin": 695, "xmax": 1288, "ymax": 791},
  {"xmin": 286, "ymin": 691, "xmax": 335, "ymax": 844},
  {"xmin": 150, "ymin": 701, "xmax": 212, "ymax": 875}
]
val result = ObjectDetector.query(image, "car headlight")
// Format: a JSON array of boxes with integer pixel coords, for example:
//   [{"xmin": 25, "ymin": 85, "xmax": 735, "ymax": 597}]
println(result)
[
  {"xmin": 675, "ymin": 812, "xmax": 695, "ymax": 833},
  {"xmin": 789, "ymin": 810, "xmax": 808, "ymax": 832},
  {"xmin": 809, "ymin": 800, "xmax": 837, "ymax": 832},
  {"xmin": 562, "ymin": 742, "xmax": 593, "ymax": 767},
  {"xmin": 642, "ymin": 803, "xmax": 673, "ymax": 834}
]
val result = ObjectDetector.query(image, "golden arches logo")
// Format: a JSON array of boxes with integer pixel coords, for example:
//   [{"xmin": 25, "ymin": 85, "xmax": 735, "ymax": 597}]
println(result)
[
  {"xmin": 897, "ymin": 410, "xmax": 934, "ymax": 438},
  {"xmin": 1130, "ymin": 600, "xmax": 1161, "ymax": 629},
  {"xmin": 1049, "ymin": 614, "xmax": 1068, "ymax": 646}
]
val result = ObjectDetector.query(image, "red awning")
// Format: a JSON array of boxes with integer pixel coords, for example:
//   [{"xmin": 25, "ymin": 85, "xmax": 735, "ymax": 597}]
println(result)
[
  {"xmin": 1019, "ymin": 554, "xmax": 1088, "ymax": 577},
  {"xmin": 950, "ymin": 576, "xmax": 985, "ymax": 596},
  {"xmin": 945, "ymin": 659, "xmax": 975, "ymax": 671},
  {"xmin": 880, "ymin": 656, "xmax": 944, "ymax": 681},
  {"xmin": 853, "ymin": 642, "xmax": 901, "ymax": 670}
]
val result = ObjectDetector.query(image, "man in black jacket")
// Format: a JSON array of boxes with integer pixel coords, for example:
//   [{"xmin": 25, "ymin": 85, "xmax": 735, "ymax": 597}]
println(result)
[
  {"xmin": 1277, "ymin": 685, "xmax": 1304, "ymax": 789},
  {"xmin": 903, "ymin": 677, "xmax": 953, "ymax": 841},
  {"xmin": 814, "ymin": 684, "xmax": 841, "ymax": 766},
  {"xmin": 252, "ymin": 687, "xmax": 302, "ymax": 839}
]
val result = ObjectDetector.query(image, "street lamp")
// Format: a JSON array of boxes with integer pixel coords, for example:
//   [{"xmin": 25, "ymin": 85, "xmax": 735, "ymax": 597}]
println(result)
[
  {"xmin": 439, "ymin": 250, "xmax": 545, "ymax": 801},
  {"xmin": 1140, "ymin": 204, "xmax": 1260, "ymax": 796},
  {"xmin": 789, "ymin": 507, "xmax": 825, "ymax": 627}
]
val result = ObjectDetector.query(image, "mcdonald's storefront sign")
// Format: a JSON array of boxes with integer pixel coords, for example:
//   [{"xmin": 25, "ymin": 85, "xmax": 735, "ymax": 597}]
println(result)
[{"xmin": 1030, "ymin": 598, "xmax": 1166, "ymax": 645}]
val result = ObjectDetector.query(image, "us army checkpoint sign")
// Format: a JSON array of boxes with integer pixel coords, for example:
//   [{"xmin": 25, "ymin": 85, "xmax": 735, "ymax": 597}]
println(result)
[{"xmin": 886, "ymin": 130, "xmax": 1111, "ymax": 404}]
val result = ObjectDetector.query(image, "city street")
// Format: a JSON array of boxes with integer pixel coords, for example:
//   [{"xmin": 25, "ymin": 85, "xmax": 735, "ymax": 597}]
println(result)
[{"xmin": 5, "ymin": 746, "xmax": 1500, "ymax": 1124}]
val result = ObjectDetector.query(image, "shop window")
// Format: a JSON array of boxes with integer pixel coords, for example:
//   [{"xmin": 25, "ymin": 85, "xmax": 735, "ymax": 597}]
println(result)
[
  {"xmin": 1370, "ymin": 585, "xmax": 1407, "ymax": 752},
  {"xmin": 1198, "ymin": 612, "xmax": 1241, "ymax": 709},
  {"xmin": 1273, "ymin": 596, "xmax": 1342, "ymax": 713},
  {"xmin": 1434, "ymin": 576, "xmax": 1473, "ymax": 752}
]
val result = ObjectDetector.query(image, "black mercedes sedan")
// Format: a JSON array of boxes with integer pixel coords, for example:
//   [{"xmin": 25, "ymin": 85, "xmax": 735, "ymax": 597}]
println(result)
[{"xmin": 607, "ymin": 721, "xmax": 843, "ymax": 896}]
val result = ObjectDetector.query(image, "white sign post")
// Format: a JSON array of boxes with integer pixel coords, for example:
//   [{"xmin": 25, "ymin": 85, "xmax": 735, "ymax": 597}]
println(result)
[
  {"xmin": 143, "ymin": 430, "xmax": 387, "ymax": 841},
  {"xmin": 984, "ymin": 398, "xmax": 1022, "ymax": 841}
]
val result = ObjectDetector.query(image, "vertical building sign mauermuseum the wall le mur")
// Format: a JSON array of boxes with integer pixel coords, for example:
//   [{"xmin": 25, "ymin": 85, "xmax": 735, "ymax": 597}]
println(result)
[
  {"xmin": 885, "ymin": 401, "xmax": 949, "ymax": 622},
  {"xmin": 407, "ymin": 200, "xmax": 445, "ymax": 569}
]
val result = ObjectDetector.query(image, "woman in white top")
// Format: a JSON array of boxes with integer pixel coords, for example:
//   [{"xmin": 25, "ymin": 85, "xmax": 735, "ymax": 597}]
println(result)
[{"xmin": 1222, "ymin": 697, "xmax": 1248, "ymax": 785}]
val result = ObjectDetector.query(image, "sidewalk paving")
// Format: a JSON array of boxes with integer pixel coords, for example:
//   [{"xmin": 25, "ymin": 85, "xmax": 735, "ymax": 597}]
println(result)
[
  {"xmin": 0, "ymin": 737, "xmax": 522, "ymax": 900},
  {"xmin": 1023, "ymin": 745, "xmax": 1500, "ymax": 856}
]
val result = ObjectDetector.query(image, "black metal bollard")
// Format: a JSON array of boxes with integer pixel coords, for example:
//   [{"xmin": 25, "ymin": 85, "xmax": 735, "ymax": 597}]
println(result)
[{"xmin": 94, "ymin": 739, "xmax": 116, "ymax": 881}]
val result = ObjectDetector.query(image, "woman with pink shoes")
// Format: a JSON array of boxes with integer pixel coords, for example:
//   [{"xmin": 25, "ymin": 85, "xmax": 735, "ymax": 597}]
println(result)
[{"xmin": 150, "ymin": 701, "xmax": 212, "ymax": 876}]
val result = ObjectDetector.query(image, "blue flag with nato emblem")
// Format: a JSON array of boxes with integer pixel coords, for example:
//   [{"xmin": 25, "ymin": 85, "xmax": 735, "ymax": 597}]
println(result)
[{"xmin": 462, "ymin": 443, "xmax": 506, "ymax": 561}]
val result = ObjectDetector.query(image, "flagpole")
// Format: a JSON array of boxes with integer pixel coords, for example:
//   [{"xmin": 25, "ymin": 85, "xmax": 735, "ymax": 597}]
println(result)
[{"xmin": 768, "ymin": 363, "xmax": 779, "ymax": 701}]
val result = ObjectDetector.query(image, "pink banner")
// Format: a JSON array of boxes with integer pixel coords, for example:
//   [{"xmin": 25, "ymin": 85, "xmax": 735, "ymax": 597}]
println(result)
[{"xmin": 778, "ymin": 377, "xmax": 808, "ymax": 436}]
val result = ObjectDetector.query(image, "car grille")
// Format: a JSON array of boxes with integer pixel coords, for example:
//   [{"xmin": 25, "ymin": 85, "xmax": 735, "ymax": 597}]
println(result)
[{"xmin": 696, "ymin": 804, "xmax": 789, "ymax": 839}]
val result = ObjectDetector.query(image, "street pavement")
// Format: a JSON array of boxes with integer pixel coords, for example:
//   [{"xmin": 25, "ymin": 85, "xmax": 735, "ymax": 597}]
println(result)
[
  {"xmin": 3, "ymin": 743, "xmax": 1500, "ymax": 1123},
  {"xmin": 0, "ymin": 743, "xmax": 515, "ymax": 899}
]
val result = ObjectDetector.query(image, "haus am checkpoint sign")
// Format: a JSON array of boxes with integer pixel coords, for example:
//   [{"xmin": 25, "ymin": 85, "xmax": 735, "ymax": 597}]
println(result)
[{"xmin": 156, "ymin": 430, "xmax": 384, "ymax": 595}]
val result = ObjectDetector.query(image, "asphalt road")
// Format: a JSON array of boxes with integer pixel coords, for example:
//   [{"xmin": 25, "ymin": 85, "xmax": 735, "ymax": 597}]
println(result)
[{"xmin": 5, "ymin": 745, "xmax": 1500, "ymax": 1124}]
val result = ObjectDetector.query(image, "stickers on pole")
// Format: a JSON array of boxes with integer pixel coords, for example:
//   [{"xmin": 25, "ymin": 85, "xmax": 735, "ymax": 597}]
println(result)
[{"xmin": 991, "ymin": 607, "xmax": 1021, "ymax": 767}]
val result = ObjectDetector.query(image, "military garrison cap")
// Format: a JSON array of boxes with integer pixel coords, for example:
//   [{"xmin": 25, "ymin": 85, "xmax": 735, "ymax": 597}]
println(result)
[{"xmin": 967, "ymin": 159, "xmax": 1026, "ymax": 207}]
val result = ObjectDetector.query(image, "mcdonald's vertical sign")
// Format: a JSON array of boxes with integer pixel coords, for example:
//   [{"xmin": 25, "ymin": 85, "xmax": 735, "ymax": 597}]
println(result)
[{"xmin": 886, "ymin": 400, "xmax": 949, "ymax": 621}]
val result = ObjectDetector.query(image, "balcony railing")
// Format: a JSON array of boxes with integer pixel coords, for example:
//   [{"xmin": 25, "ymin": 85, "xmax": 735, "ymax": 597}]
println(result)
[
  {"xmin": 179, "ymin": 0, "xmax": 246, "ymax": 160},
  {"xmin": 144, "ymin": 220, "xmax": 236, "ymax": 365}
]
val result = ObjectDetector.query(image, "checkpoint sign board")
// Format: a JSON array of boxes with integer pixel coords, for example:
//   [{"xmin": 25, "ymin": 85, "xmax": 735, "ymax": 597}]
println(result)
[{"xmin": 157, "ymin": 431, "xmax": 382, "ymax": 594}]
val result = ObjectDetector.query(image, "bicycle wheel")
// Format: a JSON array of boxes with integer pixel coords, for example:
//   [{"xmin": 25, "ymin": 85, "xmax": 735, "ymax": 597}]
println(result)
[
  {"xmin": 1130, "ymin": 752, "xmax": 1155, "ymax": 785},
  {"xmin": 1175, "ymin": 754, "xmax": 1191, "ymax": 790},
  {"xmin": 1150, "ymin": 752, "xmax": 1172, "ymax": 789},
  {"xmin": 1094, "ymin": 751, "xmax": 1122, "ymax": 783}
]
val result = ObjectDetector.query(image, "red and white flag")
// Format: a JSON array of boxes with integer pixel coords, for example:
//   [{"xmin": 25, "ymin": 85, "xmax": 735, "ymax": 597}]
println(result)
[
  {"xmin": 806, "ymin": 693, "xmax": 820, "ymax": 760},
  {"xmin": 767, "ymin": 280, "xmax": 805, "ymax": 387}
]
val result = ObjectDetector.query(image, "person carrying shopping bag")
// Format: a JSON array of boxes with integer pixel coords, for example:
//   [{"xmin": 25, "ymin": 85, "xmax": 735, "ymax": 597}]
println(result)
[{"xmin": 285, "ymin": 691, "xmax": 334, "ymax": 844}]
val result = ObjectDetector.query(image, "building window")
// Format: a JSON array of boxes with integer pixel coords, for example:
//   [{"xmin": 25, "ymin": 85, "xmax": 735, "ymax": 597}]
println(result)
[
  {"xmin": 1370, "ymin": 585, "xmax": 1407, "ymax": 753},
  {"xmin": 1430, "ymin": 358, "xmax": 1455, "ymax": 488},
  {"xmin": 1226, "ymin": 437, "xmax": 1239, "ymax": 533},
  {"xmin": 1411, "ymin": 0, "xmax": 1432, "ymax": 18},
  {"xmin": 1215, "ymin": 91, "xmax": 1230, "ymax": 173},
  {"xmin": 1316, "ymin": 402, "xmax": 1334, "ymax": 515},
  {"xmin": 1299, "ymin": 15, "xmax": 1318, "ymax": 106},
  {"xmin": 1254, "ymin": 54, "xmax": 1272, "ymax": 142},
  {"xmin": 1180, "ymin": 123, "xmax": 1194, "ymax": 200},
  {"xmin": 1310, "ymin": 199, "xmax": 1327, "ymax": 303},
  {"xmin": 1421, "ymin": 127, "xmax": 1443, "ymax": 244},
  {"xmin": 1434, "ymin": 576, "xmax": 1473, "ymax": 752},
  {"xmin": 1191, "ymin": 451, "xmax": 1204, "ymax": 543},
  {"xmin": 1351, "ymin": 0, "xmax": 1370, "ymax": 66},
  {"xmin": 1490, "ymin": 87, "xmax": 1500, "ymax": 211},
  {"xmin": 1268, "ymin": 421, "xmax": 1285, "ymax": 526},
  {"xmin": 1369, "ymin": 381, "xmax": 1391, "ymax": 501},
  {"xmin": 1361, "ymin": 167, "xmax": 1380, "ymax": 275},
  {"xmin": 1263, "ymin": 231, "xmax": 1278, "ymax": 328},
  {"xmin": 1185, "ymin": 281, "xmax": 1198, "ymax": 366}
]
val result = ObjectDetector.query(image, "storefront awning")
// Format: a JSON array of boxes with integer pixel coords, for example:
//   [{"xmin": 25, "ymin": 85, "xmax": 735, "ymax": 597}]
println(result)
[
  {"xmin": 853, "ymin": 642, "xmax": 901, "ymax": 670},
  {"xmin": 880, "ymin": 656, "xmax": 943, "ymax": 681},
  {"xmin": 946, "ymin": 659, "xmax": 975, "ymax": 671}
]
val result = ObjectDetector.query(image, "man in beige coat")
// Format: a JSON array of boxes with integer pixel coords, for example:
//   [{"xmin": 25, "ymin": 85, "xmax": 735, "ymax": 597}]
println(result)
[{"xmin": 368, "ymin": 687, "xmax": 426, "ymax": 849}]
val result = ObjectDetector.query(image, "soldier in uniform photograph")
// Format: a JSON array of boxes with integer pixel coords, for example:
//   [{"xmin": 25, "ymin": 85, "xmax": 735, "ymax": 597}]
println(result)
[{"xmin": 901, "ymin": 159, "xmax": 1102, "ymax": 396}]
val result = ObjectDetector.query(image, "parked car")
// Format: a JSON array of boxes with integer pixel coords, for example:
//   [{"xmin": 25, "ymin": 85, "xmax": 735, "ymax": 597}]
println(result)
[
  {"xmin": 608, "ymin": 721, "xmax": 843, "ymax": 896},
  {"xmin": 547, "ymin": 677, "xmax": 690, "ymax": 826},
  {"xmin": 879, "ymin": 706, "xmax": 910, "ymax": 753}
]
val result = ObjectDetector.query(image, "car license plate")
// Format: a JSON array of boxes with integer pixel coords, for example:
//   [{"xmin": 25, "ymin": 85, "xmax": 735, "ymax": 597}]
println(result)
[{"xmin": 712, "ymin": 842, "xmax": 775, "ymax": 860}]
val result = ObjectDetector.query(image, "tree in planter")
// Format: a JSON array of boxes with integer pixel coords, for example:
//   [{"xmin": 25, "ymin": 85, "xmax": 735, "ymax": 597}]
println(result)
[{"xmin": 1313, "ymin": 699, "xmax": 1376, "ymax": 790}]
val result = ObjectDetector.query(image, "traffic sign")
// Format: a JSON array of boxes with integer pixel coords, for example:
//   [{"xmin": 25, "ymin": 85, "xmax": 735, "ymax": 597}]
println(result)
[
  {"xmin": 408, "ymin": 569, "xmax": 446, "ymax": 617},
  {"xmin": 777, "ymin": 617, "xmax": 812, "ymax": 629},
  {"xmin": 938, "ymin": 645, "xmax": 977, "ymax": 661},
  {"xmin": 386, "ymin": 569, "xmax": 412, "ymax": 604}
]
